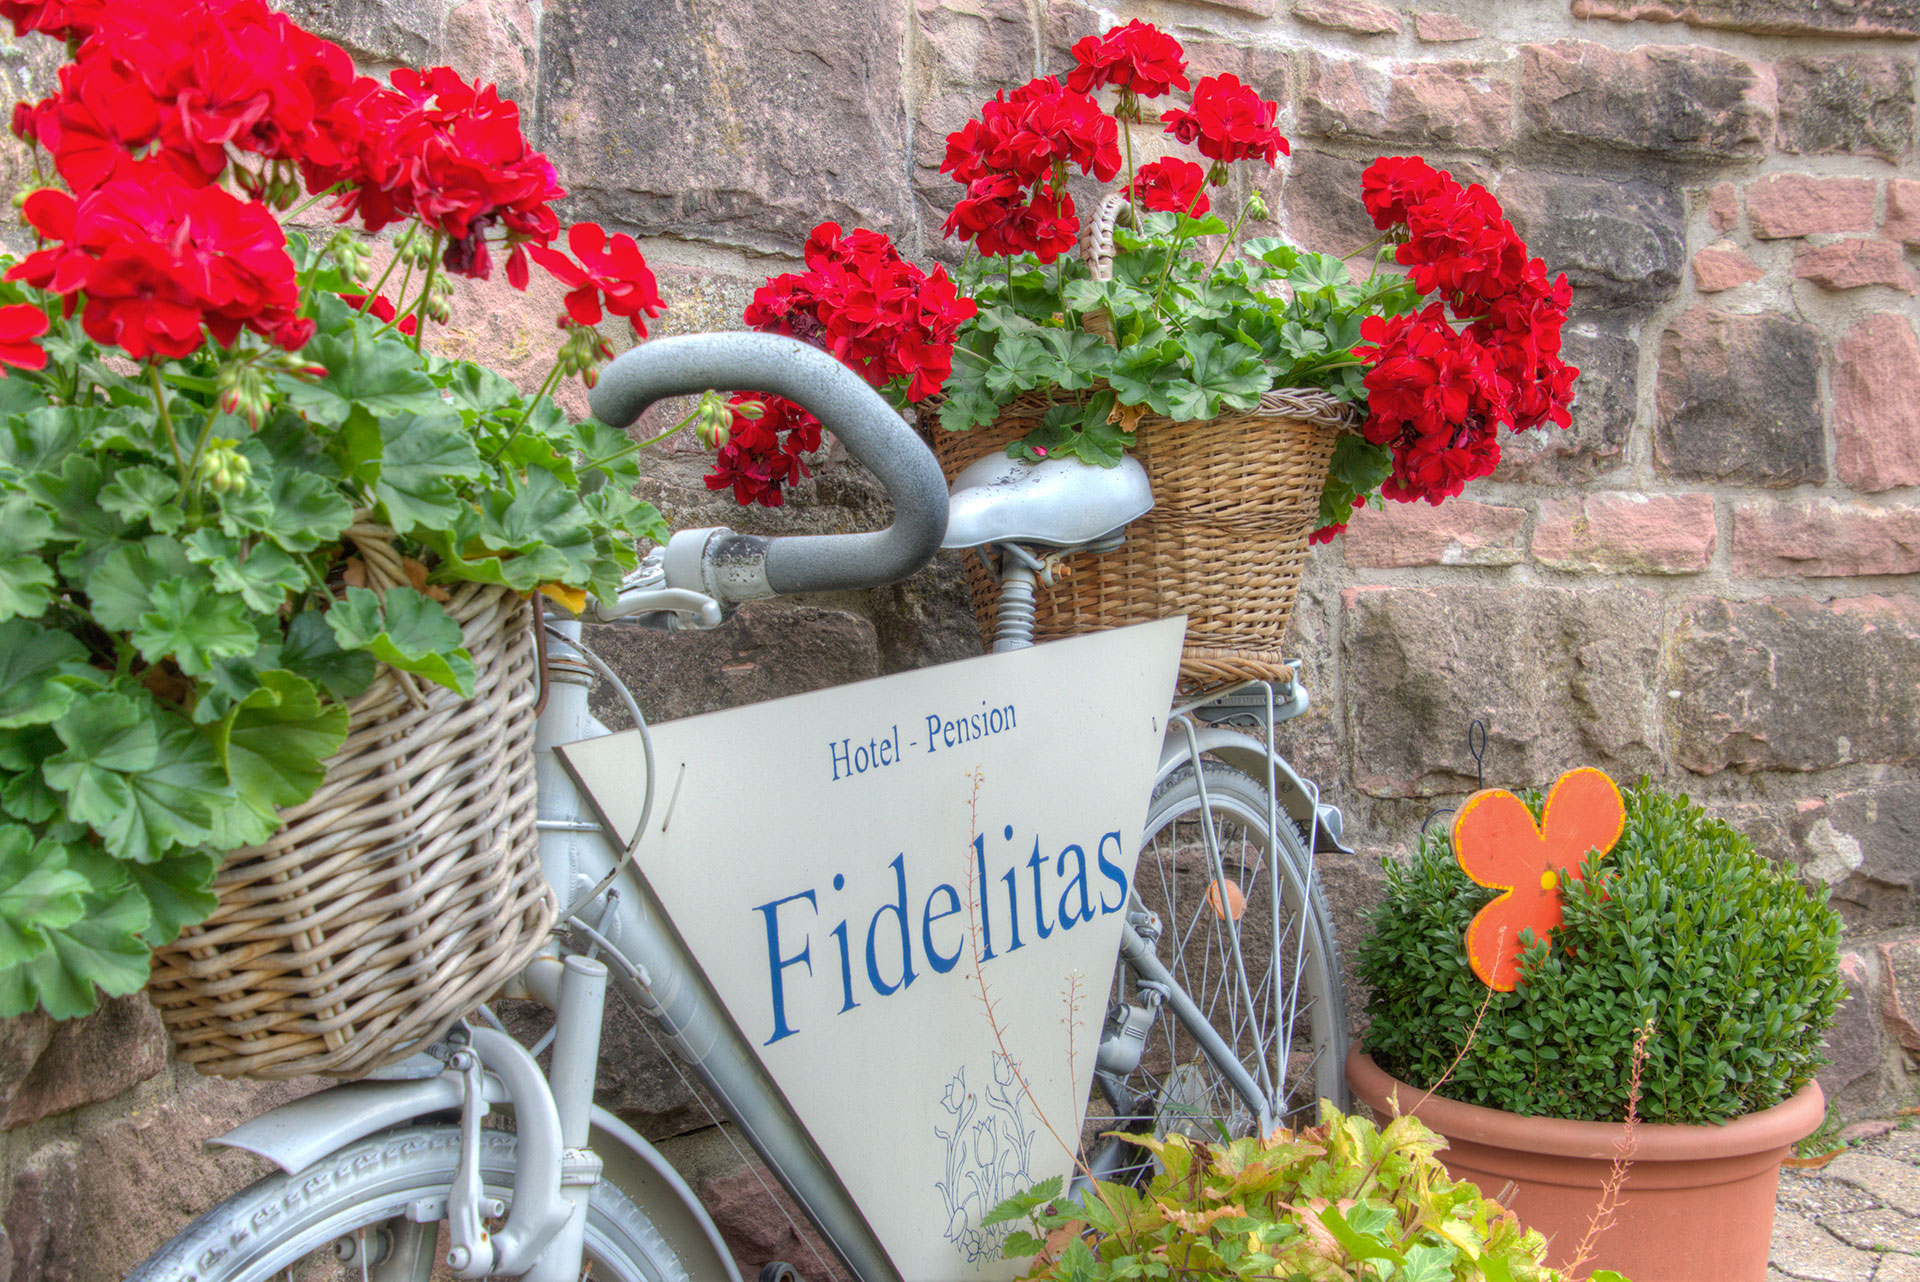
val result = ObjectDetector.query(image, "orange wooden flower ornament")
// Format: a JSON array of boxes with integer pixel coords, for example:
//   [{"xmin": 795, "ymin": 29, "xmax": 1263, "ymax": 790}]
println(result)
[{"xmin": 1451, "ymin": 767, "xmax": 1626, "ymax": 991}]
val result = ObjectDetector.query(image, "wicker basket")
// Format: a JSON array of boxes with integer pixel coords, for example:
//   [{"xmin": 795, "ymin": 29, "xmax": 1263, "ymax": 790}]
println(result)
[
  {"xmin": 147, "ymin": 532, "xmax": 556, "ymax": 1080},
  {"xmin": 931, "ymin": 387, "xmax": 1352, "ymax": 688}
]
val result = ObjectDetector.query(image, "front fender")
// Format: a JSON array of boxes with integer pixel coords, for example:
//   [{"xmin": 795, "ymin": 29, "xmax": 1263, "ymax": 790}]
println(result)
[
  {"xmin": 1155, "ymin": 724, "xmax": 1351, "ymax": 855},
  {"xmin": 210, "ymin": 1075, "xmax": 742, "ymax": 1282}
]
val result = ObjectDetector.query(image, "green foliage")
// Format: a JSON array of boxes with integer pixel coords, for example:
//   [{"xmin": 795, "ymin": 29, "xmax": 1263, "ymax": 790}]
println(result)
[
  {"xmin": 943, "ymin": 214, "xmax": 1414, "ymax": 465},
  {"xmin": 997, "ymin": 1107, "xmax": 1600, "ymax": 1281},
  {"xmin": 0, "ymin": 238, "xmax": 670, "ymax": 1017},
  {"xmin": 1356, "ymin": 783, "xmax": 1846, "ymax": 1125}
]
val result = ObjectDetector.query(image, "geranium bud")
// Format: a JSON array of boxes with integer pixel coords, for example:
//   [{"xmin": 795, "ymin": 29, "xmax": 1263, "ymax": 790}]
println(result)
[
  {"xmin": 693, "ymin": 392, "xmax": 732, "ymax": 449},
  {"xmin": 329, "ymin": 232, "xmax": 372, "ymax": 285},
  {"xmin": 215, "ymin": 362, "xmax": 272, "ymax": 428},
  {"xmin": 1246, "ymin": 192, "xmax": 1270, "ymax": 221},
  {"xmin": 732, "ymin": 398, "xmax": 764, "ymax": 421},
  {"xmin": 426, "ymin": 274, "xmax": 452, "ymax": 323},
  {"xmin": 199, "ymin": 439, "xmax": 253, "ymax": 493},
  {"xmin": 399, "ymin": 232, "xmax": 435, "ymax": 267}
]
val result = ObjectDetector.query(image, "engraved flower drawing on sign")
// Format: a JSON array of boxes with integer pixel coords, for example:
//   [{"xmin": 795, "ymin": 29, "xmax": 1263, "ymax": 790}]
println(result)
[{"xmin": 933, "ymin": 1054, "xmax": 1037, "ymax": 1263}]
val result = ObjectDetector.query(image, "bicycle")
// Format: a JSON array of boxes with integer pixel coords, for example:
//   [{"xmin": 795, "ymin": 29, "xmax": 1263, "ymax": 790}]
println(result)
[{"xmin": 126, "ymin": 331, "xmax": 1350, "ymax": 1282}]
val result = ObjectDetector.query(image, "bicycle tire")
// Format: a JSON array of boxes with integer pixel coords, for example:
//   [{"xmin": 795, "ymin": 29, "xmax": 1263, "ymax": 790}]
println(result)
[
  {"xmin": 1082, "ymin": 760, "xmax": 1348, "ymax": 1182},
  {"xmin": 126, "ymin": 1124, "xmax": 690, "ymax": 1282}
]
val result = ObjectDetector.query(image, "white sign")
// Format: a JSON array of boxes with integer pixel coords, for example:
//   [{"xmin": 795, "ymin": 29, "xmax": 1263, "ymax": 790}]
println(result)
[{"xmin": 558, "ymin": 619, "xmax": 1186, "ymax": 1281}]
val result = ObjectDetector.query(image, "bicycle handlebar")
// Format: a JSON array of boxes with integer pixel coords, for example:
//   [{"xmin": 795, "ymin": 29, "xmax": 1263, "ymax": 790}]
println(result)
[{"xmin": 589, "ymin": 333, "xmax": 949, "ymax": 602}]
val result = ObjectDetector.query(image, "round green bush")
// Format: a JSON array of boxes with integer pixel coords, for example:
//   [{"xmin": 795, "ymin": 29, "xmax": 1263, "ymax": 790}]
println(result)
[{"xmin": 1357, "ymin": 782, "xmax": 1845, "ymax": 1125}]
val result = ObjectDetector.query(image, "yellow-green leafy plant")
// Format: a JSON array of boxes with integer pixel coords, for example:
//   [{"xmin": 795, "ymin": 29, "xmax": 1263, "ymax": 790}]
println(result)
[{"xmin": 988, "ymin": 1106, "xmax": 1630, "ymax": 1281}]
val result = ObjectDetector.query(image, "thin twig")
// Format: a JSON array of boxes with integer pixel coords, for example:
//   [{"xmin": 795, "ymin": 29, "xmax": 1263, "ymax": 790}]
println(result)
[{"xmin": 1561, "ymin": 1017, "xmax": 1655, "ymax": 1279}]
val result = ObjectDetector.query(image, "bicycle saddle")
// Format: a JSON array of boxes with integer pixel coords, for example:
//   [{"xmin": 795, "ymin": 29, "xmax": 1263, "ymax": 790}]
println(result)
[{"xmin": 941, "ymin": 452, "xmax": 1154, "ymax": 550}]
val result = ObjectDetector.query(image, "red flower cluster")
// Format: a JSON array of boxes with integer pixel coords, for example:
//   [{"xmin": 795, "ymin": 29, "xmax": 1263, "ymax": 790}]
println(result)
[
  {"xmin": 527, "ymin": 222, "xmax": 665, "ymax": 336},
  {"xmin": 1350, "ymin": 157, "xmax": 1577, "ymax": 510},
  {"xmin": 337, "ymin": 292, "xmax": 417, "ymax": 338},
  {"xmin": 941, "ymin": 76, "xmax": 1119, "ymax": 263},
  {"xmin": 1066, "ymin": 20, "xmax": 1190, "ymax": 101},
  {"xmin": 11, "ymin": 181, "xmax": 306, "ymax": 360},
  {"xmin": 320, "ymin": 66, "xmax": 564, "ymax": 283},
  {"xmin": 1160, "ymin": 74, "xmax": 1287, "ymax": 172},
  {"xmin": 705, "ymin": 395, "xmax": 823, "ymax": 509},
  {"xmin": 1127, "ymin": 157, "xmax": 1209, "ymax": 217},
  {"xmin": 0, "ymin": 0, "xmax": 106, "ymax": 41},
  {"xmin": 743, "ymin": 223, "xmax": 974, "ymax": 403}
]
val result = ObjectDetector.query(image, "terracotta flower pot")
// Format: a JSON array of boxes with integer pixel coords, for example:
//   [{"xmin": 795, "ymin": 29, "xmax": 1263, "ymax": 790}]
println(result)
[{"xmin": 1347, "ymin": 1049, "xmax": 1824, "ymax": 1282}]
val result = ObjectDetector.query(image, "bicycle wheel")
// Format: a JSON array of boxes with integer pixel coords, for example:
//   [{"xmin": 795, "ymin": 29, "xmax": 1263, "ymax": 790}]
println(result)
[
  {"xmin": 1082, "ymin": 760, "xmax": 1348, "ymax": 1184},
  {"xmin": 127, "ymin": 1124, "xmax": 689, "ymax": 1282}
]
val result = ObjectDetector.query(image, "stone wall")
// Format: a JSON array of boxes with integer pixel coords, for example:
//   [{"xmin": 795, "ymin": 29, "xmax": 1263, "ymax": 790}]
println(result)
[{"xmin": 2, "ymin": 0, "xmax": 1918, "ymax": 1275}]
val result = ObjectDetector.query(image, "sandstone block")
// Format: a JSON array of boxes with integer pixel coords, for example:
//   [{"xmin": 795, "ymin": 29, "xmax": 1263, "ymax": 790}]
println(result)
[
  {"xmin": 6, "ymin": 1141, "xmax": 77, "ymax": 1282},
  {"xmin": 275, "ymin": 0, "xmax": 439, "ymax": 65},
  {"xmin": 1520, "ymin": 41, "xmax": 1775, "ymax": 162},
  {"xmin": 701, "ymin": 1160, "xmax": 853, "ymax": 1282},
  {"xmin": 1280, "ymin": 149, "xmax": 1384, "ymax": 257},
  {"xmin": 1707, "ymin": 180, "xmax": 1740, "ymax": 230},
  {"xmin": 1292, "ymin": 0, "xmax": 1401, "ymax": 33},
  {"xmin": 0, "ymin": 1012, "xmax": 50, "ymax": 1126},
  {"xmin": 1492, "ymin": 327, "xmax": 1636, "ymax": 485},
  {"xmin": 1693, "ymin": 241, "xmax": 1762, "ymax": 291},
  {"xmin": 1, "ymin": 994, "xmax": 165, "ymax": 1129},
  {"xmin": 1792, "ymin": 783, "xmax": 1920, "ymax": 933},
  {"xmin": 1667, "ymin": 594, "xmax": 1920, "ymax": 774},
  {"xmin": 1884, "ymin": 938, "xmax": 1920, "ymax": 1059},
  {"xmin": 1531, "ymin": 491, "xmax": 1717, "ymax": 573},
  {"xmin": 1296, "ymin": 55, "xmax": 1513, "ymax": 150},
  {"xmin": 1194, "ymin": 0, "xmax": 1278, "ymax": 14},
  {"xmin": 1776, "ymin": 55, "xmax": 1915, "ymax": 160},
  {"xmin": 1834, "ymin": 312, "xmax": 1920, "ymax": 491},
  {"xmin": 1654, "ymin": 307, "xmax": 1825, "ymax": 485},
  {"xmin": 1884, "ymin": 177, "xmax": 1920, "ymax": 243},
  {"xmin": 539, "ymin": 0, "xmax": 914, "ymax": 255},
  {"xmin": 442, "ymin": 0, "xmax": 540, "ymax": 106},
  {"xmin": 1496, "ymin": 171, "xmax": 1685, "ymax": 311},
  {"xmin": 1413, "ymin": 11, "xmax": 1478, "ymax": 41},
  {"xmin": 1342, "ymin": 500, "xmax": 1528, "ymax": 568},
  {"xmin": 1569, "ymin": 0, "xmax": 1920, "ymax": 38},
  {"xmin": 586, "ymin": 602, "xmax": 882, "ymax": 727},
  {"xmin": 1819, "ymin": 953, "xmax": 1886, "ymax": 1108},
  {"xmin": 1342, "ymin": 586, "xmax": 1665, "ymax": 797},
  {"xmin": 1746, "ymin": 173, "xmax": 1876, "ymax": 238},
  {"xmin": 1793, "ymin": 239, "xmax": 1919, "ymax": 293},
  {"xmin": 1733, "ymin": 497, "xmax": 1920, "ymax": 577}
]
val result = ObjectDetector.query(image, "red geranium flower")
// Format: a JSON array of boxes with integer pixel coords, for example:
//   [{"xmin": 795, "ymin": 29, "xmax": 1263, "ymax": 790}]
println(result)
[
  {"xmin": 1067, "ymin": 20, "xmax": 1190, "ymax": 100},
  {"xmin": 1127, "ymin": 157, "xmax": 1209, "ymax": 217},
  {"xmin": 526, "ymin": 221, "xmax": 665, "ymax": 337},
  {"xmin": 0, "ymin": 0, "xmax": 107, "ymax": 41},
  {"xmin": 0, "ymin": 304, "xmax": 49, "ymax": 373},
  {"xmin": 1160, "ymin": 73, "xmax": 1287, "ymax": 169},
  {"xmin": 705, "ymin": 394, "xmax": 823, "ymax": 508},
  {"xmin": 337, "ymin": 291, "xmax": 417, "ymax": 337}
]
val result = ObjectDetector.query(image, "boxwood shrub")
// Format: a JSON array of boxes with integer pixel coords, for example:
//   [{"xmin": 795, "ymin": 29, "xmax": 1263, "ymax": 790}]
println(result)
[{"xmin": 1357, "ymin": 783, "xmax": 1845, "ymax": 1125}]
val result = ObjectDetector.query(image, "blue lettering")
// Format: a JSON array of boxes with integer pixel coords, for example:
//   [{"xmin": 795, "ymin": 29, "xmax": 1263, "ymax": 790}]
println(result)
[
  {"xmin": 924, "ymin": 715, "xmax": 941, "ymax": 752},
  {"xmin": 1026, "ymin": 840, "xmax": 1054, "ymax": 940},
  {"xmin": 829, "ymin": 739, "xmax": 851, "ymax": 781},
  {"xmin": 854, "ymin": 743, "xmax": 870, "ymax": 773},
  {"xmin": 999, "ymin": 863, "xmax": 1024, "ymax": 953},
  {"xmin": 866, "ymin": 853, "xmax": 918, "ymax": 996},
  {"xmin": 1056, "ymin": 843, "xmax": 1093, "ymax": 927},
  {"xmin": 829, "ymin": 916, "xmax": 861, "ymax": 1014},
  {"xmin": 753, "ymin": 890, "xmax": 818, "ymax": 1044},
  {"xmin": 1096, "ymin": 831, "xmax": 1130, "ymax": 914},
  {"xmin": 973, "ymin": 833, "xmax": 995, "ymax": 961},
  {"xmin": 922, "ymin": 883, "xmax": 963, "ymax": 973}
]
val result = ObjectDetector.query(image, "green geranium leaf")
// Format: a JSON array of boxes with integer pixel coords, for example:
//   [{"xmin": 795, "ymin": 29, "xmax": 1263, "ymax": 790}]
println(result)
[
  {"xmin": 0, "ymin": 873, "xmax": 152, "ymax": 1019},
  {"xmin": 1109, "ymin": 344, "xmax": 1180, "ymax": 408},
  {"xmin": 982, "ymin": 333, "xmax": 1057, "ymax": 397},
  {"xmin": 221, "ymin": 469, "xmax": 355, "ymax": 554},
  {"xmin": 445, "ymin": 361, "xmax": 519, "ymax": 415},
  {"xmin": 25, "ymin": 454, "xmax": 130, "ymax": 549},
  {"xmin": 366, "ymin": 409, "xmax": 485, "ymax": 534},
  {"xmin": 126, "ymin": 848, "xmax": 219, "ymax": 947},
  {"xmin": 3, "ymin": 763, "xmax": 62, "ymax": 824},
  {"xmin": 0, "ymin": 496, "xmax": 55, "ymax": 623},
  {"xmin": 98, "ymin": 720, "xmax": 231, "ymax": 864},
  {"xmin": 0, "ymin": 620, "xmax": 91, "ymax": 730},
  {"xmin": 212, "ymin": 670, "xmax": 349, "ymax": 845},
  {"xmin": 1185, "ymin": 332, "xmax": 1271, "ymax": 414},
  {"xmin": 44, "ymin": 690, "xmax": 162, "ymax": 832},
  {"xmin": 130, "ymin": 579, "xmax": 261, "ymax": 677},
  {"xmin": 0, "ymin": 824, "xmax": 88, "ymax": 968},
  {"xmin": 280, "ymin": 331, "xmax": 442, "ymax": 426},
  {"xmin": 0, "ymin": 407, "xmax": 83, "ymax": 477},
  {"xmin": 326, "ymin": 586, "xmax": 476, "ymax": 695},
  {"xmin": 281, "ymin": 609, "xmax": 376, "ymax": 702},
  {"xmin": 203, "ymin": 543, "xmax": 308, "ymax": 614},
  {"xmin": 98, "ymin": 465, "xmax": 184, "ymax": 533},
  {"xmin": 85, "ymin": 536, "xmax": 201, "ymax": 632}
]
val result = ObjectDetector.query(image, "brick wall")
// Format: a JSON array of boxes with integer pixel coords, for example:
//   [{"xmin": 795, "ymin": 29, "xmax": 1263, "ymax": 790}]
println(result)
[{"xmin": 2, "ymin": 0, "xmax": 1917, "ymax": 1273}]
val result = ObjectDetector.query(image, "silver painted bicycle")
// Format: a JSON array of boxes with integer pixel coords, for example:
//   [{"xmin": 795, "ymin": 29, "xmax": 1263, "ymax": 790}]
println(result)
[{"xmin": 127, "ymin": 332, "xmax": 1350, "ymax": 1282}]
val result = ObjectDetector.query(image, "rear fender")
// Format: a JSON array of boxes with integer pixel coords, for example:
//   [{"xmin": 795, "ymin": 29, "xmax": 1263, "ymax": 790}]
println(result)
[
  {"xmin": 210, "ymin": 1075, "xmax": 742, "ymax": 1282},
  {"xmin": 1154, "ymin": 724, "xmax": 1350, "ymax": 855}
]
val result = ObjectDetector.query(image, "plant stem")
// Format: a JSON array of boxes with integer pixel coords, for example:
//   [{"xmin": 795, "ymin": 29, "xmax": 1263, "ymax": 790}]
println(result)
[
  {"xmin": 148, "ymin": 365, "xmax": 188, "ymax": 478},
  {"xmin": 1206, "ymin": 197, "xmax": 1256, "ymax": 278},
  {"xmin": 408, "ymin": 232, "xmax": 444, "ymax": 353},
  {"xmin": 1121, "ymin": 111, "xmax": 1140, "ymax": 235},
  {"xmin": 358, "ymin": 227, "xmax": 414, "ymax": 317},
  {"xmin": 279, "ymin": 183, "xmax": 347, "ymax": 224},
  {"xmin": 483, "ymin": 362, "xmax": 568, "ymax": 463},
  {"xmin": 579, "ymin": 402, "xmax": 706, "ymax": 471},
  {"xmin": 1340, "ymin": 231, "xmax": 1390, "ymax": 262}
]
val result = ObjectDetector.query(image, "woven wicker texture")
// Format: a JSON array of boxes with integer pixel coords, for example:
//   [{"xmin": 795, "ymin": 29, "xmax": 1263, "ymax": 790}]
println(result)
[
  {"xmin": 933, "ymin": 387, "xmax": 1352, "ymax": 687},
  {"xmin": 148, "ymin": 534, "xmax": 554, "ymax": 1080}
]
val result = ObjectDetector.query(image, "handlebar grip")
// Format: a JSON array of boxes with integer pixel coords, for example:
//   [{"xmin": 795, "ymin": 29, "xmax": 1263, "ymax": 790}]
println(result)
[{"xmin": 590, "ymin": 333, "xmax": 949, "ymax": 596}]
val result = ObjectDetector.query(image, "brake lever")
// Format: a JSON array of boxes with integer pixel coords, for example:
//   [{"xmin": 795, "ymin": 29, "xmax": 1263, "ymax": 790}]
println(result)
[{"xmin": 583, "ymin": 586, "xmax": 724, "ymax": 630}]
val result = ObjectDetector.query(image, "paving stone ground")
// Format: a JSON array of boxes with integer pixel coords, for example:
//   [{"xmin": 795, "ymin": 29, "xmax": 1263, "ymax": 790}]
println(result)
[{"xmin": 1771, "ymin": 1123, "xmax": 1920, "ymax": 1282}]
